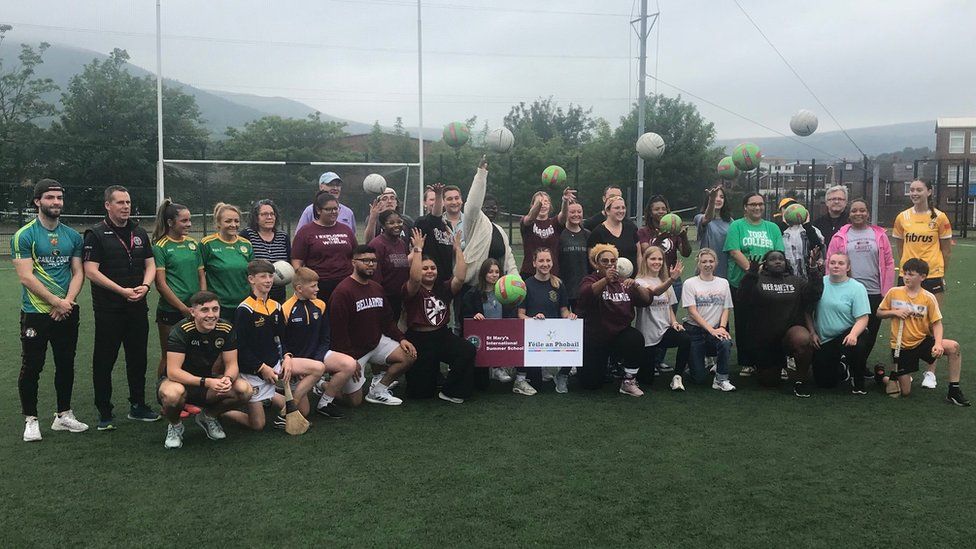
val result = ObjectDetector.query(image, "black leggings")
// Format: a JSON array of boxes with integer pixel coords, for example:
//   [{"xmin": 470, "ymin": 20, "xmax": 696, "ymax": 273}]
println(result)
[
  {"xmin": 405, "ymin": 328, "xmax": 476, "ymax": 399},
  {"xmin": 812, "ymin": 327, "xmax": 871, "ymax": 390},
  {"xmin": 754, "ymin": 326, "xmax": 815, "ymax": 388},
  {"xmin": 580, "ymin": 327, "xmax": 645, "ymax": 390},
  {"xmin": 863, "ymin": 294, "xmax": 883, "ymax": 368},
  {"xmin": 730, "ymin": 285, "xmax": 756, "ymax": 367},
  {"xmin": 638, "ymin": 328, "xmax": 690, "ymax": 385}
]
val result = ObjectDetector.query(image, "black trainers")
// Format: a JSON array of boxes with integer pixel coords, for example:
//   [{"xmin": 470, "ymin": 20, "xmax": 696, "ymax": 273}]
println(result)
[
  {"xmin": 316, "ymin": 402, "xmax": 345, "ymax": 419},
  {"xmin": 947, "ymin": 388, "xmax": 971, "ymax": 407},
  {"xmin": 127, "ymin": 403, "xmax": 160, "ymax": 422},
  {"xmin": 273, "ymin": 414, "xmax": 286, "ymax": 430},
  {"xmin": 793, "ymin": 382, "xmax": 811, "ymax": 398}
]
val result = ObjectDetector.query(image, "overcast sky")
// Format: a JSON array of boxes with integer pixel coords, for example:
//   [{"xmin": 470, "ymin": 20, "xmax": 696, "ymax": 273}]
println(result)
[{"xmin": 2, "ymin": 0, "xmax": 974, "ymax": 140}]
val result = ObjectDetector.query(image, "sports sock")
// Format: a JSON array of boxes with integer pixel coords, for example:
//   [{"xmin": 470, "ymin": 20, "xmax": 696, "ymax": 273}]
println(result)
[
  {"xmin": 949, "ymin": 382, "xmax": 960, "ymax": 389},
  {"xmin": 317, "ymin": 394, "xmax": 335, "ymax": 408},
  {"xmin": 624, "ymin": 368, "xmax": 639, "ymax": 378},
  {"xmin": 516, "ymin": 374, "xmax": 527, "ymax": 382}
]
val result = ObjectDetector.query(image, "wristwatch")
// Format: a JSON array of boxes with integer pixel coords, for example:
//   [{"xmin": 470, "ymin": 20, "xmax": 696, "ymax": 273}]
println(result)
[{"xmin": 199, "ymin": 376, "xmax": 207, "ymax": 387}]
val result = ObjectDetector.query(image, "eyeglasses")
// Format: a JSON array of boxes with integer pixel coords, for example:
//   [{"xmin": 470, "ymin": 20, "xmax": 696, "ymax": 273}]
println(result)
[
  {"xmin": 827, "ymin": 197, "xmax": 846, "ymax": 202},
  {"xmin": 258, "ymin": 212, "xmax": 276, "ymax": 217},
  {"xmin": 598, "ymin": 257, "xmax": 617, "ymax": 265},
  {"xmin": 746, "ymin": 202, "xmax": 765, "ymax": 207},
  {"xmin": 353, "ymin": 257, "xmax": 377, "ymax": 264},
  {"xmin": 322, "ymin": 207, "xmax": 339, "ymax": 213}
]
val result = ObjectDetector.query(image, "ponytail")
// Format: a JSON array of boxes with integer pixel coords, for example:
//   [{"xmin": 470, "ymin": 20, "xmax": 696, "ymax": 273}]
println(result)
[{"xmin": 152, "ymin": 198, "xmax": 188, "ymax": 241}]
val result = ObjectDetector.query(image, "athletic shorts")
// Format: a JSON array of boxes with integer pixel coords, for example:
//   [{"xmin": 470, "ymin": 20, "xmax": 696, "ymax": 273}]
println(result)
[
  {"xmin": 156, "ymin": 308, "xmax": 186, "ymax": 326},
  {"xmin": 240, "ymin": 363, "xmax": 283, "ymax": 403},
  {"xmin": 892, "ymin": 335, "xmax": 937, "ymax": 374},
  {"xmin": 897, "ymin": 276, "xmax": 944, "ymax": 294},
  {"xmin": 348, "ymin": 336, "xmax": 399, "ymax": 394},
  {"xmin": 156, "ymin": 376, "xmax": 209, "ymax": 407}
]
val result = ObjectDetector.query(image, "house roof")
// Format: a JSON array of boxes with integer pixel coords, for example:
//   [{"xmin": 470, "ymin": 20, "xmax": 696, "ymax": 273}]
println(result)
[{"xmin": 936, "ymin": 117, "xmax": 976, "ymax": 129}]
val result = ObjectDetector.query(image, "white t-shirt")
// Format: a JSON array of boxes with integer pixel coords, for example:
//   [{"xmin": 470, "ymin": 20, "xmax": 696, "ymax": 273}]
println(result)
[
  {"xmin": 681, "ymin": 275, "xmax": 733, "ymax": 329},
  {"xmin": 634, "ymin": 276, "xmax": 677, "ymax": 347}
]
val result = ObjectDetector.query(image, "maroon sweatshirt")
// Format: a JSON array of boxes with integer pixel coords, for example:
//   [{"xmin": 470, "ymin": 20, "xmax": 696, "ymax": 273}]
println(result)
[
  {"xmin": 576, "ymin": 272, "xmax": 651, "ymax": 344},
  {"xmin": 292, "ymin": 221, "xmax": 357, "ymax": 282},
  {"xmin": 328, "ymin": 276, "xmax": 404, "ymax": 359}
]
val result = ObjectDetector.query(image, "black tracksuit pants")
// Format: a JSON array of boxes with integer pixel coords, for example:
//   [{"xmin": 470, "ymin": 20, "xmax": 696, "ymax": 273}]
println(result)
[
  {"xmin": 19, "ymin": 307, "xmax": 80, "ymax": 416},
  {"xmin": 405, "ymin": 327, "xmax": 476, "ymax": 399},
  {"xmin": 92, "ymin": 307, "xmax": 149, "ymax": 419}
]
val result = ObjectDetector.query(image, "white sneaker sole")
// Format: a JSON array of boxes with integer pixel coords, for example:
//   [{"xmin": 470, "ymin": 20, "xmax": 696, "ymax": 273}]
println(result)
[
  {"xmin": 365, "ymin": 394, "xmax": 402, "ymax": 406},
  {"xmin": 438, "ymin": 392, "xmax": 463, "ymax": 404},
  {"xmin": 51, "ymin": 422, "xmax": 89, "ymax": 433},
  {"xmin": 513, "ymin": 388, "xmax": 537, "ymax": 396},
  {"xmin": 23, "ymin": 433, "xmax": 41, "ymax": 442}
]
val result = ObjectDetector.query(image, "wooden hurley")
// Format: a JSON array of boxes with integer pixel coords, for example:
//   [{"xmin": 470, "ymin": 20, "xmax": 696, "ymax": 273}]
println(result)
[{"xmin": 283, "ymin": 382, "xmax": 309, "ymax": 436}]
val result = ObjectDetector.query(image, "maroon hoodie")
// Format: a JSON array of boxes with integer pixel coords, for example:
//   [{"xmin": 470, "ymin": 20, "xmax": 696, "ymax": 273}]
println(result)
[{"xmin": 576, "ymin": 272, "xmax": 651, "ymax": 344}]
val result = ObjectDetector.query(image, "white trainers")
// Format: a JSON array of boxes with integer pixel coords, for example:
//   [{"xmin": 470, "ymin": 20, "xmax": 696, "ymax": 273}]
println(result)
[
  {"xmin": 437, "ymin": 392, "xmax": 463, "ymax": 404},
  {"xmin": 23, "ymin": 416, "xmax": 41, "ymax": 442},
  {"xmin": 491, "ymin": 368, "xmax": 513, "ymax": 383},
  {"xmin": 51, "ymin": 410, "xmax": 89, "ymax": 433},
  {"xmin": 619, "ymin": 378, "xmax": 645, "ymax": 397},
  {"xmin": 554, "ymin": 374, "xmax": 569, "ymax": 394},
  {"xmin": 922, "ymin": 371, "xmax": 937, "ymax": 389},
  {"xmin": 670, "ymin": 374, "xmax": 685, "ymax": 392},
  {"xmin": 513, "ymin": 379, "xmax": 537, "ymax": 396},
  {"xmin": 366, "ymin": 386, "xmax": 403, "ymax": 406},
  {"xmin": 712, "ymin": 379, "xmax": 737, "ymax": 392},
  {"xmin": 164, "ymin": 422, "xmax": 184, "ymax": 449},
  {"xmin": 194, "ymin": 412, "xmax": 226, "ymax": 440}
]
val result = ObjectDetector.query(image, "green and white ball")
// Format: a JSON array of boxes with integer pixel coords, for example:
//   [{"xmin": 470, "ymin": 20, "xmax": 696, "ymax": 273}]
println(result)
[
  {"xmin": 442, "ymin": 122, "xmax": 470, "ymax": 148},
  {"xmin": 783, "ymin": 203, "xmax": 809, "ymax": 225},
  {"xmin": 494, "ymin": 274, "xmax": 527, "ymax": 306},
  {"xmin": 717, "ymin": 156, "xmax": 739, "ymax": 180},
  {"xmin": 659, "ymin": 212, "xmax": 682, "ymax": 234},
  {"xmin": 541, "ymin": 165, "xmax": 567, "ymax": 187},
  {"xmin": 732, "ymin": 142, "xmax": 762, "ymax": 171}
]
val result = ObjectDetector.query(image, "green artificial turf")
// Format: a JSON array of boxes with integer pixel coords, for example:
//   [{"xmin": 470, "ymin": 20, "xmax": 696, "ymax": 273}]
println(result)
[{"xmin": 2, "ymin": 241, "xmax": 976, "ymax": 548}]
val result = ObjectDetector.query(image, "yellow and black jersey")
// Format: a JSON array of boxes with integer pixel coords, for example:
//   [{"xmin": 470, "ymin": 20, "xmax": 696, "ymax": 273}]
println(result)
[
  {"xmin": 281, "ymin": 295, "xmax": 331, "ymax": 362},
  {"xmin": 233, "ymin": 295, "xmax": 285, "ymax": 375}
]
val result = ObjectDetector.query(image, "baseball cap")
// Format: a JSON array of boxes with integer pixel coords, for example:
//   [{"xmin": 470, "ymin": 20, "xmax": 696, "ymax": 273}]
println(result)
[
  {"xmin": 778, "ymin": 197, "xmax": 798, "ymax": 210},
  {"xmin": 318, "ymin": 172, "xmax": 342, "ymax": 185},
  {"xmin": 382, "ymin": 187, "xmax": 397, "ymax": 197},
  {"xmin": 33, "ymin": 179, "xmax": 64, "ymax": 199}
]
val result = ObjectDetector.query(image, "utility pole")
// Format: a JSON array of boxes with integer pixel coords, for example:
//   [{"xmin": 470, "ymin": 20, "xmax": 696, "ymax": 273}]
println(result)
[
  {"xmin": 633, "ymin": 1, "xmax": 659, "ymax": 226},
  {"xmin": 155, "ymin": 0, "xmax": 164, "ymax": 206}
]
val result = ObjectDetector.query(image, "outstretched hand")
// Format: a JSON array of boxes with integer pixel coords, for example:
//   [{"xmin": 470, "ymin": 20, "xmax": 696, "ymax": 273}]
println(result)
[
  {"xmin": 478, "ymin": 154, "xmax": 488, "ymax": 171},
  {"xmin": 410, "ymin": 228, "xmax": 426, "ymax": 250},
  {"xmin": 747, "ymin": 258, "xmax": 761, "ymax": 274}
]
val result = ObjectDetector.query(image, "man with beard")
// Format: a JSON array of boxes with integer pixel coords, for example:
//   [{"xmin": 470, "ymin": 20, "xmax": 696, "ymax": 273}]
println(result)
[
  {"xmin": 13, "ymin": 180, "xmax": 89, "ymax": 442},
  {"xmin": 328, "ymin": 245, "xmax": 417, "ymax": 406},
  {"xmin": 737, "ymin": 250, "xmax": 823, "ymax": 396}
]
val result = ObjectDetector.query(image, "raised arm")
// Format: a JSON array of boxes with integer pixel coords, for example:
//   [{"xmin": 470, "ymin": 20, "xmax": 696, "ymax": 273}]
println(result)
[
  {"xmin": 522, "ymin": 194, "xmax": 544, "ymax": 226},
  {"xmin": 450, "ymin": 230, "xmax": 466, "ymax": 294},
  {"xmin": 557, "ymin": 188, "xmax": 574, "ymax": 226},
  {"xmin": 405, "ymin": 228, "xmax": 426, "ymax": 298}
]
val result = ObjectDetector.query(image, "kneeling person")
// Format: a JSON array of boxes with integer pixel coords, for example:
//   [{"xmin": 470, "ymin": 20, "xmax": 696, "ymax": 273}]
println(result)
[
  {"xmin": 877, "ymin": 258, "xmax": 969, "ymax": 405},
  {"xmin": 224, "ymin": 260, "xmax": 326, "ymax": 431},
  {"xmin": 282, "ymin": 267, "xmax": 360, "ymax": 418},
  {"xmin": 157, "ymin": 291, "xmax": 251, "ymax": 448}
]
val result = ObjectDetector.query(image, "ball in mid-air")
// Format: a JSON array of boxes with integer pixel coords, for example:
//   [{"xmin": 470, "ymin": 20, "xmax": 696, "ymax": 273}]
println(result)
[
  {"xmin": 790, "ymin": 109, "xmax": 819, "ymax": 137},
  {"xmin": 717, "ymin": 156, "xmax": 739, "ymax": 180},
  {"xmin": 783, "ymin": 203, "xmax": 809, "ymax": 225},
  {"xmin": 636, "ymin": 132, "xmax": 666, "ymax": 160},
  {"xmin": 486, "ymin": 127, "xmax": 515, "ymax": 153},
  {"xmin": 362, "ymin": 173, "xmax": 387, "ymax": 195},
  {"xmin": 494, "ymin": 274, "xmax": 527, "ymax": 306},
  {"xmin": 732, "ymin": 142, "xmax": 762, "ymax": 171},
  {"xmin": 442, "ymin": 122, "xmax": 470, "ymax": 148},
  {"xmin": 273, "ymin": 260, "xmax": 295, "ymax": 287},
  {"xmin": 659, "ymin": 212, "xmax": 682, "ymax": 234},
  {"xmin": 541, "ymin": 165, "xmax": 567, "ymax": 187},
  {"xmin": 615, "ymin": 257, "xmax": 634, "ymax": 278}
]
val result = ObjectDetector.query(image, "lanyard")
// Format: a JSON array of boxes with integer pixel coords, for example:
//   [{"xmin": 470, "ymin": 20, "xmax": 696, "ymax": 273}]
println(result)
[{"xmin": 106, "ymin": 221, "xmax": 135, "ymax": 267}]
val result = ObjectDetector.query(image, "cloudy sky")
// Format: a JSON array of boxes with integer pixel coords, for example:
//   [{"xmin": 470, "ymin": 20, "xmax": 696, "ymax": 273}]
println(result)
[{"xmin": 2, "ymin": 0, "xmax": 974, "ymax": 139}]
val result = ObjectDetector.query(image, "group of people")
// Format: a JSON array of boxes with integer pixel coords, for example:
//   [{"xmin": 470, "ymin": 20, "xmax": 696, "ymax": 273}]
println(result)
[{"xmin": 14, "ymin": 161, "xmax": 969, "ymax": 447}]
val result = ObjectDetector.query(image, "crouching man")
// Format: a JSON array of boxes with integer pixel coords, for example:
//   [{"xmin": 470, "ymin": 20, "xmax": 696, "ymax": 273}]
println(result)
[{"xmin": 157, "ymin": 291, "xmax": 251, "ymax": 448}]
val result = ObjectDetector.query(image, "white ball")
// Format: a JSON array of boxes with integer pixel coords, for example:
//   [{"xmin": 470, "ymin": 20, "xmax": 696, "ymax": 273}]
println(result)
[
  {"xmin": 363, "ymin": 173, "xmax": 387, "ymax": 194},
  {"xmin": 636, "ymin": 132, "xmax": 666, "ymax": 160},
  {"xmin": 486, "ymin": 127, "xmax": 515, "ymax": 153},
  {"xmin": 790, "ymin": 109, "xmax": 819, "ymax": 137},
  {"xmin": 273, "ymin": 260, "xmax": 295, "ymax": 288},
  {"xmin": 615, "ymin": 257, "xmax": 634, "ymax": 278}
]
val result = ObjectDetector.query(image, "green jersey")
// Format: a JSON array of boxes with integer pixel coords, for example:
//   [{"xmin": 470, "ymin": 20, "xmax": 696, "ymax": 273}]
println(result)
[
  {"xmin": 11, "ymin": 218, "xmax": 84, "ymax": 313},
  {"xmin": 153, "ymin": 235, "xmax": 204, "ymax": 312},
  {"xmin": 201, "ymin": 234, "xmax": 253, "ymax": 311},
  {"xmin": 723, "ymin": 218, "xmax": 784, "ymax": 287}
]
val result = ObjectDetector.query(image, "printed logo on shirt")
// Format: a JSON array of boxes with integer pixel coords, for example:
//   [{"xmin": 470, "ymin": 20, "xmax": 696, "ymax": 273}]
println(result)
[
  {"xmin": 903, "ymin": 232, "xmax": 934, "ymax": 243},
  {"xmin": 432, "ymin": 227, "xmax": 454, "ymax": 246},
  {"xmin": 891, "ymin": 299, "xmax": 927, "ymax": 317},
  {"xmin": 355, "ymin": 296, "xmax": 385, "ymax": 312},
  {"xmin": 602, "ymin": 290, "xmax": 631, "ymax": 303},
  {"xmin": 214, "ymin": 338, "xmax": 224, "ymax": 349},
  {"xmin": 254, "ymin": 317, "xmax": 265, "ymax": 328},
  {"xmin": 741, "ymin": 229, "xmax": 773, "ymax": 249},
  {"xmin": 188, "ymin": 243, "xmax": 197, "ymax": 251},
  {"xmin": 133, "ymin": 236, "xmax": 143, "ymax": 246},
  {"xmin": 694, "ymin": 293, "xmax": 726, "ymax": 308},
  {"xmin": 424, "ymin": 295, "xmax": 448, "ymax": 325},
  {"xmin": 239, "ymin": 245, "xmax": 248, "ymax": 253},
  {"xmin": 548, "ymin": 290, "xmax": 558, "ymax": 303},
  {"xmin": 315, "ymin": 234, "xmax": 352, "ymax": 245},
  {"xmin": 533, "ymin": 224, "xmax": 555, "ymax": 240},
  {"xmin": 760, "ymin": 282, "xmax": 796, "ymax": 293}
]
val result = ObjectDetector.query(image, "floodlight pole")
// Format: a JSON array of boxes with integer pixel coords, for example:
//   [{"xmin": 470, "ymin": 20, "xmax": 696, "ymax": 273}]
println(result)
[
  {"xmin": 417, "ymin": 0, "xmax": 425, "ymax": 218},
  {"xmin": 155, "ymin": 0, "xmax": 165, "ymax": 206},
  {"xmin": 632, "ymin": 2, "xmax": 658, "ymax": 226}
]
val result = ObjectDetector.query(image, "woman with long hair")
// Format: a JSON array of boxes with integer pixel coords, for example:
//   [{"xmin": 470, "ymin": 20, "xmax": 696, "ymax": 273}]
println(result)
[
  {"xmin": 462, "ymin": 258, "xmax": 518, "ymax": 389},
  {"xmin": 151, "ymin": 199, "xmax": 204, "ymax": 377},
  {"xmin": 827, "ymin": 198, "xmax": 894, "ymax": 380},
  {"xmin": 891, "ymin": 179, "xmax": 952, "ymax": 389},
  {"xmin": 586, "ymin": 195, "xmax": 639, "ymax": 267},
  {"xmin": 518, "ymin": 248, "xmax": 577, "ymax": 395},
  {"xmin": 240, "ymin": 199, "xmax": 290, "ymax": 303},
  {"xmin": 634, "ymin": 245, "xmax": 692, "ymax": 390},
  {"xmin": 201, "ymin": 203, "xmax": 253, "ymax": 320},
  {"xmin": 520, "ymin": 190, "xmax": 569, "ymax": 278},
  {"xmin": 681, "ymin": 248, "xmax": 736, "ymax": 391},
  {"xmin": 695, "ymin": 186, "xmax": 733, "ymax": 278},
  {"xmin": 638, "ymin": 194, "xmax": 691, "ymax": 314}
]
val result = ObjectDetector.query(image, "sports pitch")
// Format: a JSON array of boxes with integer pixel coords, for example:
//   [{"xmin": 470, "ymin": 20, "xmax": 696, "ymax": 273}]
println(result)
[{"xmin": 3, "ymin": 242, "xmax": 976, "ymax": 547}]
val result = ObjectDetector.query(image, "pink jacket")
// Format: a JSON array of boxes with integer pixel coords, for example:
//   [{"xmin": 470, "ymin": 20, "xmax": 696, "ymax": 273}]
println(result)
[{"xmin": 827, "ymin": 224, "xmax": 895, "ymax": 296}]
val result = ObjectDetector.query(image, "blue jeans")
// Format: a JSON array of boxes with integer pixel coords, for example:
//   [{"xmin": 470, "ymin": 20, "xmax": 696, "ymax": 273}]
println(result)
[{"xmin": 684, "ymin": 323, "xmax": 731, "ymax": 383}]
